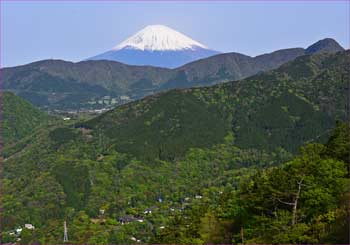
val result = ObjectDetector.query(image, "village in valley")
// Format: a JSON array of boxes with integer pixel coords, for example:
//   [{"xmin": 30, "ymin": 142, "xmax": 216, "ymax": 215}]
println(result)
[
  {"xmin": 6, "ymin": 193, "xmax": 205, "ymax": 244},
  {"xmin": 51, "ymin": 94, "xmax": 133, "ymax": 120}
]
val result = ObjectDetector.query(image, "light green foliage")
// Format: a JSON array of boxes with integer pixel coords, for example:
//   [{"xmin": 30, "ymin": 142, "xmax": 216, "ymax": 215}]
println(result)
[{"xmin": 2, "ymin": 92, "xmax": 50, "ymax": 146}]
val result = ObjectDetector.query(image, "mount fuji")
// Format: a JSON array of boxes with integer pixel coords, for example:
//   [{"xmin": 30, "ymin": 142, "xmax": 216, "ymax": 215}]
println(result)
[{"xmin": 87, "ymin": 25, "xmax": 220, "ymax": 68}]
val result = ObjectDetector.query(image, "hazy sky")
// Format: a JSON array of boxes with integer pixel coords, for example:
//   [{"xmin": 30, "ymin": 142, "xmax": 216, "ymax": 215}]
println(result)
[{"xmin": 1, "ymin": 1, "xmax": 349, "ymax": 67}]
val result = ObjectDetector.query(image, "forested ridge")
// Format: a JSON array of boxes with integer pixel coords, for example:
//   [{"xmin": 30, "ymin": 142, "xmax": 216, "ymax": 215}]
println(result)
[{"xmin": 1, "ymin": 50, "xmax": 349, "ymax": 244}]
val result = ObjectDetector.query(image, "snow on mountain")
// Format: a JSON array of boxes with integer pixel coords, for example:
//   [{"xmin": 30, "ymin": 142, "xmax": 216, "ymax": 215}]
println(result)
[
  {"xmin": 113, "ymin": 25, "xmax": 208, "ymax": 51},
  {"xmin": 87, "ymin": 25, "xmax": 219, "ymax": 68}
]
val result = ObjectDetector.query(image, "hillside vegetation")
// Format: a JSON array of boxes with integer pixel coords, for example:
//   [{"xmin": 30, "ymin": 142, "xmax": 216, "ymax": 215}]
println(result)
[
  {"xmin": 1, "ymin": 50, "xmax": 349, "ymax": 244},
  {"xmin": 82, "ymin": 51, "xmax": 349, "ymax": 160},
  {"xmin": 1, "ymin": 92, "xmax": 50, "ymax": 146}
]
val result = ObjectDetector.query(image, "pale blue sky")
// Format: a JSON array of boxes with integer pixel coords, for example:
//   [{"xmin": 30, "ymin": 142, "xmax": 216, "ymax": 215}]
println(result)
[{"xmin": 1, "ymin": 1, "xmax": 349, "ymax": 67}]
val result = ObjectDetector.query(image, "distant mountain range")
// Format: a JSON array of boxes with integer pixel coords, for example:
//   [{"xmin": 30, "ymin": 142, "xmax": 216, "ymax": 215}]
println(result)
[
  {"xmin": 2, "ymin": 38, "xmax": 344, "ymax": 110},
  {"xmin": 87, "ymin": 25, "xmax": 220, "ymax": 68}
]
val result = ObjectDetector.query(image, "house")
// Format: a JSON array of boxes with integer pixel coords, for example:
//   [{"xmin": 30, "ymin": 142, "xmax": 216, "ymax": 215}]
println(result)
[
  {"xmin": 25, "ymin": 224, "xmax": 35, "ymax": 230},
  {"xmin": 144, "ymin": 205, "xmax": 158, "ymax": 214},
  {"xmin": 15, "ymin": 228, "xmax": 22, "ymax": 234},
  {"xmin": 94, "ymin": 109, "xmax": 103, "ymax": 113},
  {"xmin": 118, "ymin": 215, "xmax": 137, "ymax": 225},
  {"xmin": 195, "ymin": 195, "xmax": 203, "ymax": 199},
  {"xmin": 63, "ymin": 117, "xmax": 71, "ymax": 121},
  {"xmin": 120, "ymin": 95, "xmax": 130, "ymax": 101}
]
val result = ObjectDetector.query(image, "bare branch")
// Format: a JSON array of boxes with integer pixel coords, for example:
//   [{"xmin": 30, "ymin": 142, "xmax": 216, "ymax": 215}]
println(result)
[{"xmin": 277, "ymin": 198, "xmax": 294, "ymax": 206}]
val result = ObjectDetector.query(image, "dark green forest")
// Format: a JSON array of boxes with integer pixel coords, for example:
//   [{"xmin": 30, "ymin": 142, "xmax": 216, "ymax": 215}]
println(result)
[{"xmin": 1, "ymin": 50, "xmax": 349, "ymax": 244}]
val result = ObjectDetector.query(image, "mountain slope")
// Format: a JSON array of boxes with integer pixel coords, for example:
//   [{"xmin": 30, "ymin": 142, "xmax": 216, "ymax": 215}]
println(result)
[
  {"xmin": 81, "ymin": 50, "xmax": 349, "ymax": 160},
  {"xmin": 2, "ymin": 38, "xmax": 344, "ymax": 110},
  {"xmin": 87, "ymin": 25, "xmax": 219, "ymax": 68},
  {"xmin": 2, "ymin": 59, "xmax": 173, "ymax": 109},
  {"xmin": 305, "ymin": 38, "xmax": 345, "ymax": 54},
  {"xmin": 168, "ymin": 48, "xmax": 305, "ymax": 89},
  {"xmin": 1, "ymin": 92, "xmax": 50, "ymax": 146},
  {"xmin": 81, "ymin": 90, "xmax": 230, "ymax": 160}
]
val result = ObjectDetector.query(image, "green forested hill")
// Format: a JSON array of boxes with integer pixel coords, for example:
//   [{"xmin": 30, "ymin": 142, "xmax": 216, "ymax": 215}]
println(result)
[
  {"xmin": 82, "ymin": 51, "xmax": 349, "ymax": 160},
  {"xmin": 1, "ymin": 50, "xmax": 349, "ymax": 244},
  {"xmin": 152, "ymin": 123, "xmax": 350, "ymax": 244},
  {"xmin": 1, "ymin": 92, "xmax": 50, "ymax": 146}
]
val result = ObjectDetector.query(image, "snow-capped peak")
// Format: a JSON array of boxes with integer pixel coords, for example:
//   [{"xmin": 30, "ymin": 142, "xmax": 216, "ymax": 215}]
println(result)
[{"xmin": 113, "ymin": 25, "xmax": 208, "ymax": 51}]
